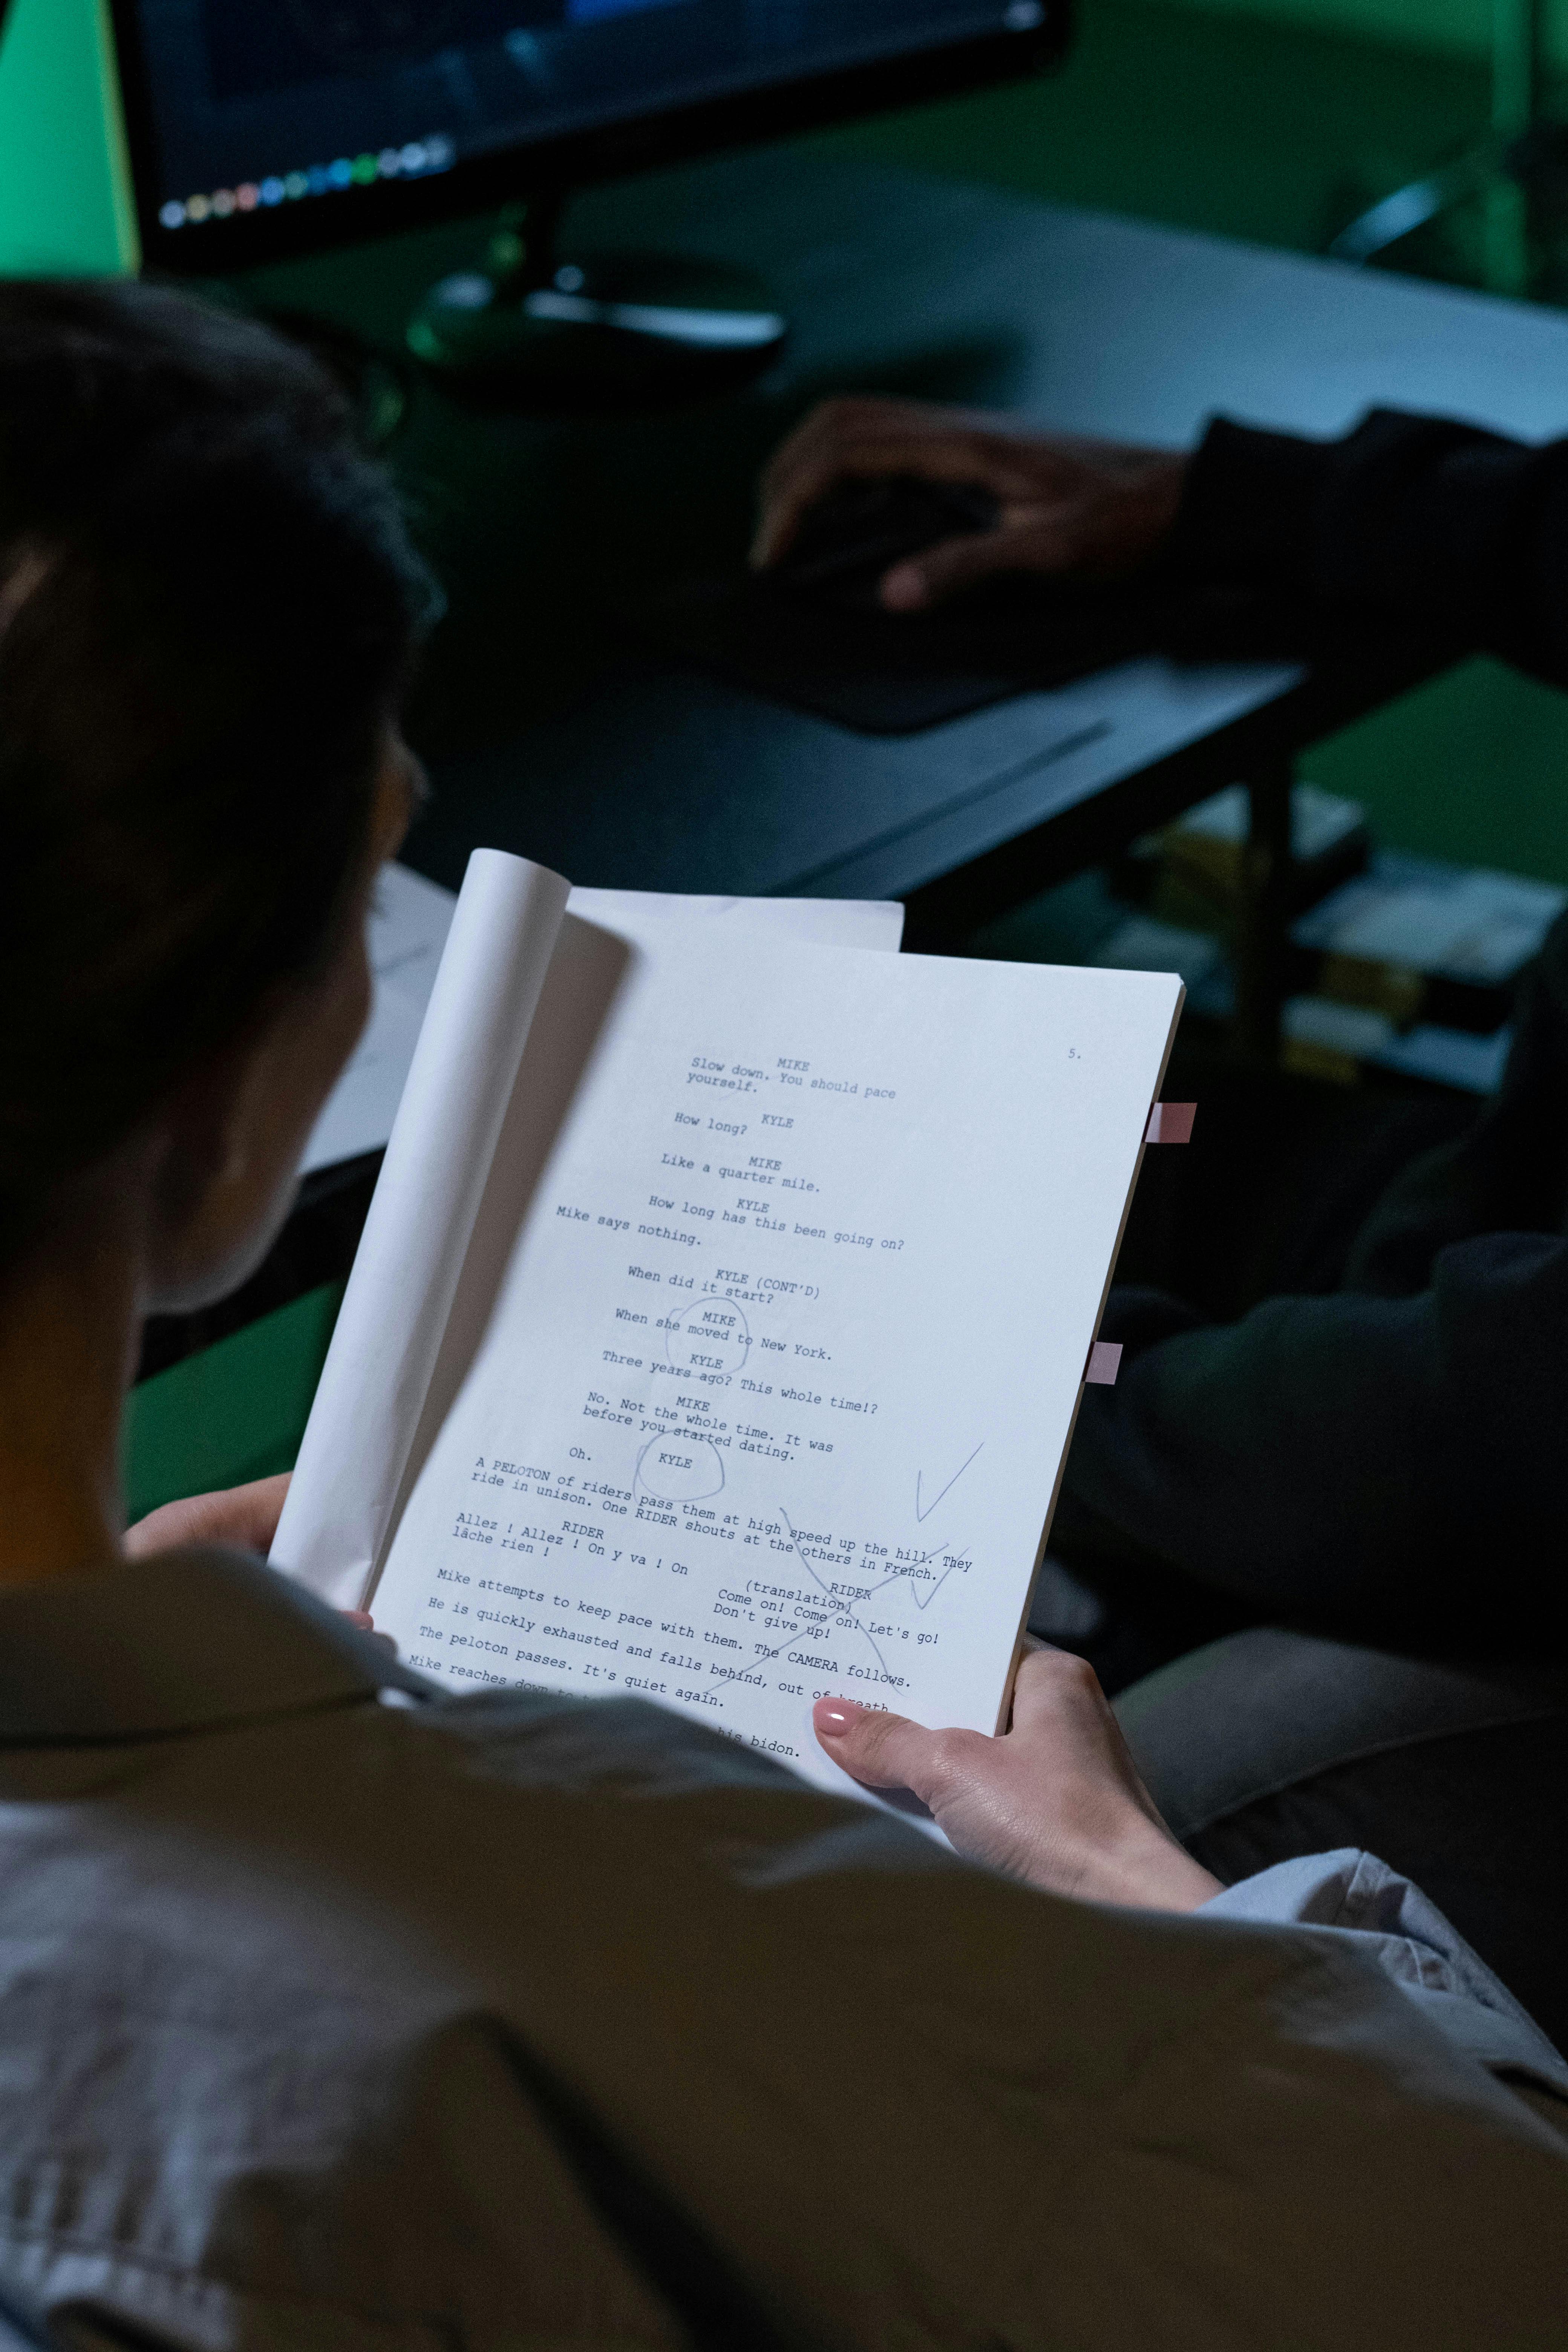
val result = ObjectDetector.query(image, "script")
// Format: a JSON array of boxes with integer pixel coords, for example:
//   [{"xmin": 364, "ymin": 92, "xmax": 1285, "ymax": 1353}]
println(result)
[{"xmin": 274, "ymin": 852, "xmax": 1181, "ymax": 1799}]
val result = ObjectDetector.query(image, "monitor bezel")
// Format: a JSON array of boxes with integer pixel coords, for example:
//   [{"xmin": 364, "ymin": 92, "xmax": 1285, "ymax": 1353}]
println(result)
[{"xmin": 109, "ymin": 2, "xmax": 1071, "ymax": 277}]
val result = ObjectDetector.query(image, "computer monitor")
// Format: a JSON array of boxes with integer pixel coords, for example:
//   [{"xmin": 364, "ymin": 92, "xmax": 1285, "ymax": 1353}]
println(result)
[{"xmin": 108, "ymin": 1, "xmax": 1070, "ymax": 401}]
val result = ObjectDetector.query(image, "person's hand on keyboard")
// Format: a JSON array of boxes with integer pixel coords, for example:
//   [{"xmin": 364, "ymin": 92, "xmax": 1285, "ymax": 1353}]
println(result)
[{"xmin": 752, "ymin": 395, "xmax": 1187, "ymax": 612}]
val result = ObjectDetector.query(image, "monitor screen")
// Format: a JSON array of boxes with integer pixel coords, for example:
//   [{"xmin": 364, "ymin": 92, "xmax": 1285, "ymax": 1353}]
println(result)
[{"xmin": 112, "ymin": 0, "xmax": 1068, "ymax": 273}]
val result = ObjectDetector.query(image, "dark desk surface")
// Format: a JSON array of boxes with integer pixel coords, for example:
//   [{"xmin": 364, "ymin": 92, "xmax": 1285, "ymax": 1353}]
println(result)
[{"xmin": 249, "ymin": 147, "xmax": 1568, "ymax": 942}]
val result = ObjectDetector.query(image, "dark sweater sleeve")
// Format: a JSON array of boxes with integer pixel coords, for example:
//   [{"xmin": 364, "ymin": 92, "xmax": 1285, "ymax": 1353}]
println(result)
[
  {"xmin": 1170, "ymin": 409, "xmax": 1568, "ymax": 684},
  {"xmin": 1059, "ymin": 1230, "xmax": 1568, "ymax": 1642}
]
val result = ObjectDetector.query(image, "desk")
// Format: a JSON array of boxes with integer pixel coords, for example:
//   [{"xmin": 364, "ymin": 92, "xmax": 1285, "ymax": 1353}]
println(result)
[
  {"xmin": 137, "ymin": 150, "xmax": 1568, "ymax": 1416},
  {"xmin": 254, "ymin": 145, "xmax": 1568, "ymax": 953}
]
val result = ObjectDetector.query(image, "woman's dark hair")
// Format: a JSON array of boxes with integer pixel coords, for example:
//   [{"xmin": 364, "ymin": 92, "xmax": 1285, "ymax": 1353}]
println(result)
[{"xmin": 0, "ymin": 278, "xmax": 439, "ymax": 1266}]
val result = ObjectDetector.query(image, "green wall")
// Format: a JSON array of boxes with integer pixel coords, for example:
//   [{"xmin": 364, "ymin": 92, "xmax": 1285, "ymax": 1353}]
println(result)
[
  {"xmin": 1153, "ymin": 0, "xmax": 1568, "ymax": 73},
  {"xmin": 833, "ymin": 2, "xmax": 1491, "ymax": 311},
  {"xmin": 0, "ymin": 0, "xmax": 132, "ymax": 274},
  {"xmin": 123, "ymin": 1283, "xmax": 344, "ymax": 1521}
]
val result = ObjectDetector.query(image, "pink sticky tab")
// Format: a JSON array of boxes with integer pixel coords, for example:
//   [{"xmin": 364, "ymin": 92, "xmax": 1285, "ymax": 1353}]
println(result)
[
  {"xmin": 1145, "ymin": 1101, "xmax": 1196, "ymax": 1145},
  {"xmin": 1085, "ymin": 1340, "xmax": 1122, "ymax": 1386}
]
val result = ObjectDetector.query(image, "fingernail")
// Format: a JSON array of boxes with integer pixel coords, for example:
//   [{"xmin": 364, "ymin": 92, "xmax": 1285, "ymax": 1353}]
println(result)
[
  {"xmin": 880, "ymin": 565, "xmax": 928, "ymax": 611},
  {"xmin": 813, "ymin": 1696, "xmax": 864, "ymax": 1737}
]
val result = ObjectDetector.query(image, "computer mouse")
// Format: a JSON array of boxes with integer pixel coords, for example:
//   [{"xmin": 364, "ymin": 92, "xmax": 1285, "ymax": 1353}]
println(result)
[{"xmin": 771, "ymin": 473, "xmax": 1000, "ymax": 605}]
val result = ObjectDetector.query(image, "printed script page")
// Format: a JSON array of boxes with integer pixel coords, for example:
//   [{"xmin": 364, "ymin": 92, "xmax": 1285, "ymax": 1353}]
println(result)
[
  {"xmin": 369, "ymin": 913, "xmax": 1179, "ymax": 1793},
  {"xmin": 274, "ymin": 863, "xmax": 902, "ymax": 1609}
]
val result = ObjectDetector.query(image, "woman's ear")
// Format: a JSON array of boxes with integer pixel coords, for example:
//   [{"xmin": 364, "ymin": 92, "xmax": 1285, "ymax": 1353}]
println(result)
[
  {"xmin": 147, "ymin": 934, "xmax": 373, "ymax": 1318},
  {"xmin": 141, "ymin": 737, "xmax": 408, "ymax": 1319},
  {"xmin": 143, "ymin": 1023, "xmax": 292, "ymax": 1314}
]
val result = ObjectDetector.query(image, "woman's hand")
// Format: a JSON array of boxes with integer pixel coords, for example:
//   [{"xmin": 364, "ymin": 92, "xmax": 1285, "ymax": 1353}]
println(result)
[
  {"xmin": 125, "ymin": 1476, "xmax": 393, "ymax": 1645},
  {"xmin": 752, "ymin": 396, "xmax": 1188, "ymax": 609},
  {"xmin": 813, "ymin": 1644, "xmax": 1221, "ymax": 1910},
  {"xmin": 125, "ymin": 1472, "xmax": 291, "ymax": 1561}
]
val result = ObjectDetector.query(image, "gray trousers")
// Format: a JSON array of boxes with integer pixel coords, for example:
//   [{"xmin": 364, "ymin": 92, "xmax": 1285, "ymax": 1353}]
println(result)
[{"xmin": 1111, "ymin": 1627, "xmax": 1568, "ymax": 2054}]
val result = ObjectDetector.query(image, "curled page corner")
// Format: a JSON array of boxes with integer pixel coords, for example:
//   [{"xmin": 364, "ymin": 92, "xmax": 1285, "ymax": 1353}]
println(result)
[{"xmin": 271, "ymin": 848, "xmax": 572, "ymax": 1609}]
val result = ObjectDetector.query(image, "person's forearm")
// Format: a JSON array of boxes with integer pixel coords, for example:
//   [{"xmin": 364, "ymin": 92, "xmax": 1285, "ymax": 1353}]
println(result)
[
  {"xmin": 1171, "ymin": 408, "xmax": 1568, "ymax": 683},
  {"xmin": 1061, "ymin": 1231, "xmax": 1568, "ymax": 1642}
]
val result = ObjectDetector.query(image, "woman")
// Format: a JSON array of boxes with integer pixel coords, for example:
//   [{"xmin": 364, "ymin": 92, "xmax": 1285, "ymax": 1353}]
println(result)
[{"xmin": 0, "ymin": 280, "xmax": 1562, "ymax": 2351}]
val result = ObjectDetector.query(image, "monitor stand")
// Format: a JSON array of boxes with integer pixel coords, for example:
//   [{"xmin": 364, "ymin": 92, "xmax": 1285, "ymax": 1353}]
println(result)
[{"xmin": 405, "ymin": 192, "xmax": 787, "ymax": 409}]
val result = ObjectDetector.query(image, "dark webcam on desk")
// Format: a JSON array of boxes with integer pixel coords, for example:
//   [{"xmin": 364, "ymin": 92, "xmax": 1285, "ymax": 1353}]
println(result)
[{"xmin": 107, "ymin": 0, "xmax": 1070, "ymax": 411}]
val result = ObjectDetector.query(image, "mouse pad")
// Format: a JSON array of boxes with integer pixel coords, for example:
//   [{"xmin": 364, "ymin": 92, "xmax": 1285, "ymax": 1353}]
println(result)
[{"xmin": 625, "ymin": 568, "xmax": 1193, "ymax": 735}]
